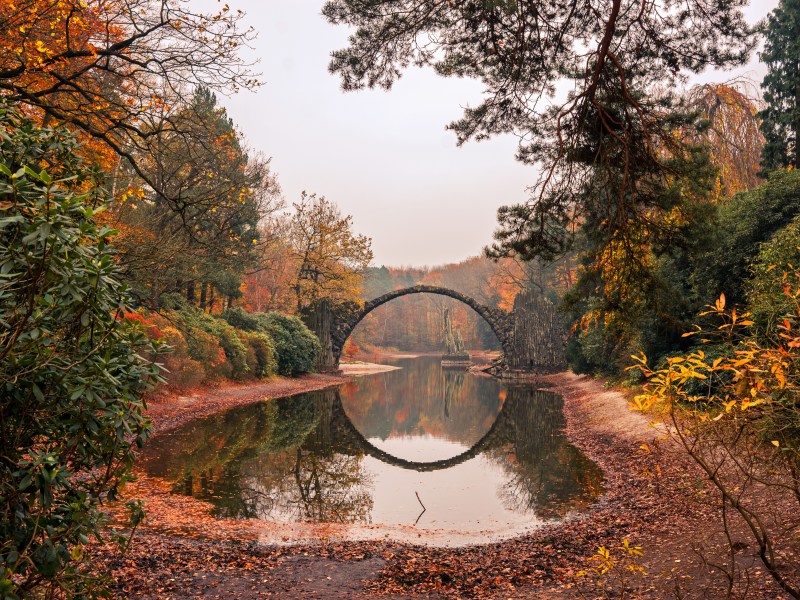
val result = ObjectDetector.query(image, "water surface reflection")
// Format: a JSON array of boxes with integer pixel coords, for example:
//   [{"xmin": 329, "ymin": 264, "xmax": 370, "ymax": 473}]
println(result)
[{"xmin": 141, "ymin": 357, "xmax": 603, "ymax": 542}]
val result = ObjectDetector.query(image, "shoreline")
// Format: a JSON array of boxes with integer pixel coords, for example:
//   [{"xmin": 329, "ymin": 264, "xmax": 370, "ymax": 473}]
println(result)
[
  {"xmin": 145, "ymin": 372, "xmax": 349, "ymax": 434},
  {"xmin": 338, "ymin": 361, "xmax": 402, "ymax": 376},
  {"xmin": 97, "ymin": 371, "xmax": 787, "ymax": 598}
]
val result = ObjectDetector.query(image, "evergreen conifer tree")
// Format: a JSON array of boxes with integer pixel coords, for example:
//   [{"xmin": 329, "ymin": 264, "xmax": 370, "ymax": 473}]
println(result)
[{"xmin": 759, "ymin": 0, "xmax": 800, "ymax": 171}]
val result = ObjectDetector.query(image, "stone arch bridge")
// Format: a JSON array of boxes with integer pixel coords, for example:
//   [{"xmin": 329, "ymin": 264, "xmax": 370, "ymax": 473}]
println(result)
[{"xmin": 304, "ymin": 285, "xmax": 566, "ymax": 373}]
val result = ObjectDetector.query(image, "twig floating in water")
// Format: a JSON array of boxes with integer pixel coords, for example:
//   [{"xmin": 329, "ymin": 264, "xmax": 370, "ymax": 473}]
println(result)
[{"xmin": 414, "ymin": 491, "xmax": 427, "ymax": 525}]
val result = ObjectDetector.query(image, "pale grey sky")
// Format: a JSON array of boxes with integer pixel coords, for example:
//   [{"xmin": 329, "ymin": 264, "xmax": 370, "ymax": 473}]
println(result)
[{"xmin": 221, "ymin": 1, "xmax": 779, "ymax": 267}]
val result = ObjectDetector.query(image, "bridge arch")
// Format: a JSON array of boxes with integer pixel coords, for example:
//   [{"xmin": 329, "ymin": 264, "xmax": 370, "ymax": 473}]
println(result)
[
  {"xmin": 330, "ymin": 392, "xmax": 512, "ymax": 472},
  {"xmin": 329, "ymin": 285, "xmax": 512, "ymax": 366}
]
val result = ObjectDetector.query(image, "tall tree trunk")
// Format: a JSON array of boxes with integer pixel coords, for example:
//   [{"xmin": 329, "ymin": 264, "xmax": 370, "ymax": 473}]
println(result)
[
  {"xmin": 187, "ymin": 280, "xmax": 196, "ymax": 305},
  {"xmin": 794, "ymin": 76, "xmax": 799, "ymax": 168},
  {"xmin": 199, "ymin": 282, "xmax": 207, "ymax": 310},
  {"xmin": 208, "ymin": 286, "xmax": 215, "ymax": 313}
]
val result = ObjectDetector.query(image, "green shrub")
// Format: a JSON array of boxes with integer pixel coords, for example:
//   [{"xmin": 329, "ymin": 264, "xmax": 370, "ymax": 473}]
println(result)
[
  {"xmin": 747, "ymin": 215, "xmax": 800, "ymax": 339},
  {"xmin": 172, "ymin": 307, "xmax": 249, "ymax": 380},
  {"xmin": 255, "ymin": 312, "xmax": 320, "ymax": 375},
  {"xmin": 221, "ymin": 306, "xmax": 260, "ymax": 332},
  {"xmin": 243, "ymin": 331, "xmax": 278, "ymax": 378},
  {"xmin": 222, "ymin": 308, "xmax": 319, "ymax": 376},
  {"xmin": 694, "ymin": 169, "xmax": 800, "ymax": 307},
  {"xmin": 180, "ymin": 325, "xmax": 226, "ymax": 377},
  {"xmin": 0, "ymin": 104, "xmax": 161, "ymax": 597},
  {"xmin": 213, "ymin": 322, "xmax": 249, "ymax": 380}
]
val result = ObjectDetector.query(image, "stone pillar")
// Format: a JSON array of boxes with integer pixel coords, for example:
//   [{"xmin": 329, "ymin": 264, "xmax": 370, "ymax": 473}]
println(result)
[
  {"xmin": 302, "ymin": 299, "xmax": 337, "ymax": 372},
  {"xmin": 509, "ymin": 290, "xmax": 567, "ymax": 373}
]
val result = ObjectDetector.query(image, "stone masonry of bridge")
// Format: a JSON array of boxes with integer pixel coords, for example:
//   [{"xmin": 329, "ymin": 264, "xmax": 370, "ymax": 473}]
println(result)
[{"xmin": 303, "ymin": 285, "xmax": 566, "ymax": 373}]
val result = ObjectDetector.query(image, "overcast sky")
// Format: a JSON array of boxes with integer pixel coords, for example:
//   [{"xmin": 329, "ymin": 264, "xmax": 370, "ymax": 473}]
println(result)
[{"xmin": 221, "ymin": 1, "xmax": 780, "ymax": 267}]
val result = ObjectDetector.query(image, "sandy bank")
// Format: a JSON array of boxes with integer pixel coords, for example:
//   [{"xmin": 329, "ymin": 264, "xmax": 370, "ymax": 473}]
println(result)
[{"xmin": 339, "ymin": 361, "xmax": 402, "ymax": 376}]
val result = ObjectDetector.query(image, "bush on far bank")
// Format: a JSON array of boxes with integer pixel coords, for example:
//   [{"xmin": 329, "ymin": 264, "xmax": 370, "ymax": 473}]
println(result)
[{"xmin": 123, "ymin": 300, "xmax": 319, "ymax": 389}]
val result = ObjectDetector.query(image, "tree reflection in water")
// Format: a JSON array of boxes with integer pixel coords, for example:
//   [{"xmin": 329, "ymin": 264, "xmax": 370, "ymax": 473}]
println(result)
[
  {"xmin": 488, "ymin": 388, "xmax": 604, "ymax": 520},
  {"xmin": 141, "ymin": 358, "xmax": 604, "ymax": 528},
  {"xmin": 143, "ymin": 390, "xmax": 373, "ymax": 523}
]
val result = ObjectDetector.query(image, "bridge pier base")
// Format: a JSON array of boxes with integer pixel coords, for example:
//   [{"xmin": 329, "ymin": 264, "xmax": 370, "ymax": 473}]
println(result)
[
  {"xmin": 507, "ymin": 290, "xmax": 568, "ymax": 374},
  {"xmin": 301, "ymin": 300, "xmax": 339, "ymax": 372}
]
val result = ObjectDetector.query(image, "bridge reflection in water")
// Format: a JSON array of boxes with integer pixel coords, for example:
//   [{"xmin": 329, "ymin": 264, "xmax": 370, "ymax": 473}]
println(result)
[{"xmin": 141, "ymin": 358, "xmax": 604, "ymax": 533}]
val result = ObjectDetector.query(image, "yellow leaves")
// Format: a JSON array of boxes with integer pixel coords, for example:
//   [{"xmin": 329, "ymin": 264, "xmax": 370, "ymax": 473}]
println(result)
[
  {"xmin": 716, "ymin": 293, "xmax": 726, "ymax": 311},
  {"xmin": 620, "ymin": 539, "xmax": 644, "ymax": 557},
  {"xmin": 773, "ymin": 363, "xmax": 787, "ymax": 388},
  {"xmin": 628, "ymin": 352, "xmax": 649, "ymax": 370},
  {"xmin": 681, "ymin": 326, "xmax": 701, "ymax": 338},
  {"xmin": 631, "ymin": 288, "xmax": 800, "ymax": 429},
  {"xmin": 630, "ymin": 393, "xmax": 657, "ymax": 413},
  {"xmin": 740, "ymin": 398, "xmax": 764, "ymax": 411},
  {"xmin": 579, "ymin": 540, "xmax": 647, "ymax": 584}
]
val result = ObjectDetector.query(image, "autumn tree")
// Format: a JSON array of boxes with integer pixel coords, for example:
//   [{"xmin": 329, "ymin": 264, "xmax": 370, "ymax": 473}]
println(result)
[
  {"xmin": 0, "ymin": 0, "xmax": 258, "ymax": 189},
  {"xmin": 561, "ymin": 138, "xmax": 719, "ymax": 373},
  {"xmin": 324, "ymin": 0, "xmax": 753, "ymax": 261},
  {"xmin": 289, "ymin": 193, "xmax": 373, "ymax": 312},
  {"xmin": 242, "ymin": 219, "xmax": 298, "ymax": 314},
  {"xmin": 759, "ymin": 0, "xmax": 800, "ymax": 171},
  {"xmin": 112, "ymin": 87, "xmax": 282, "ymax": 308},
  {"xmin": 686, "ymin": 82, "xmax": 764, "ymax": 196}
]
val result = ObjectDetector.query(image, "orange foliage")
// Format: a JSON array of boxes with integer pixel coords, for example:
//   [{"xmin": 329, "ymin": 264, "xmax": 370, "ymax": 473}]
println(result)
[
  {"xmin": 123, "ymin": 312, "xmax": 163, "ymax": 340},
  {"xmin": 0, "ymin": 0, "xmax": 128, "ymax": 168},
  {"xmin": 343, "ymin": 338, "xmax": 360, "ymax": 358},
  {"xmin": 685, "ymin": 82, "xmax": 765, "ymax": 198},
  {"xmin": 1, "ymin": 0, "xmax": 257, "ymax": 183},
  {"xmin": 241, "ymin": 226, "xmax": 297, "ymax": 313}
]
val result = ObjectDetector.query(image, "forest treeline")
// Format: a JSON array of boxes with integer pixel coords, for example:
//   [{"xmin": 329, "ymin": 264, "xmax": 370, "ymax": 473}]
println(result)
[{"xmin": 565, "ymin": 167, "xmax": 800, "ymax": 378}]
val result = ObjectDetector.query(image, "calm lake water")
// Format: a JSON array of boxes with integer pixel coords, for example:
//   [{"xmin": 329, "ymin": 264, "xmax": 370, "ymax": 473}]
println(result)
[{"xmin": 141, "ymin": 356, "xmax": 604, "ymax": 545}]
